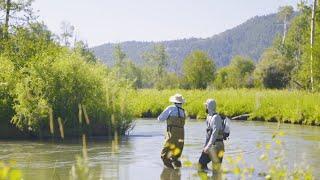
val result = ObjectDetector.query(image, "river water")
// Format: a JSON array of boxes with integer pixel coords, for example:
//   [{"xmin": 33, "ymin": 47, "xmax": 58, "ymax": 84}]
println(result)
[{"xmin": 0, "ymin": 119, "xmax": 319, "ymax": 179}]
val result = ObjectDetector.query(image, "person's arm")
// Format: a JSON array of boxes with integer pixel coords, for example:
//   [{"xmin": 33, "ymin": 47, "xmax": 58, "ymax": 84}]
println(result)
[
  {"xmin": 204, "ymin": 115, "xmax": 222, "ymax": 151},
  {"xmin": 157, "ymin": 106, "xmax": 172, "ymax": 121}
]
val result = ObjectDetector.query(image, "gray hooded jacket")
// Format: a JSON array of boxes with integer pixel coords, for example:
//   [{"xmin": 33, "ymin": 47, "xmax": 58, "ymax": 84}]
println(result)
[{"xmin": 204, "ymin": 99, "xmax": 224, "ymax": 149}]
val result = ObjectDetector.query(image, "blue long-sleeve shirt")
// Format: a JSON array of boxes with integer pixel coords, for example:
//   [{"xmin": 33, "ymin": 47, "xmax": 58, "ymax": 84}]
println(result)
[{"xmin": 158, "ymin": 104, "xmax": 185, "ymax": 121}]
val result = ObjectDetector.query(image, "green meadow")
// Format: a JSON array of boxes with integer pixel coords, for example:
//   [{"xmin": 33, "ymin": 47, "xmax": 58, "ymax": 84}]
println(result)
[{"xmin": 127, "ymin": 89, "xmax": 320, "ymax": 125}]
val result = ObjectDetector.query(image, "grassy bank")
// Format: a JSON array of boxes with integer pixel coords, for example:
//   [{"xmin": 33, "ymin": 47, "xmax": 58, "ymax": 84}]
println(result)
[{"xmin": 127, "ymin": 89, "xmax": 320, "ymax": 125}]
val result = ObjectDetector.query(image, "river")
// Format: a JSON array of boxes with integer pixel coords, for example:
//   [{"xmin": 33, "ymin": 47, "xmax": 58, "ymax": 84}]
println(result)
[{"xmin": 0, "ymin": 119, "xmax": 319, "ymax": 179}]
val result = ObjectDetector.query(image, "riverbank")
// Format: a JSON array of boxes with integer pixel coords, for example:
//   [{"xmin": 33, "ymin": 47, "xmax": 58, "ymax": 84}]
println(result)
[
  {"xmin": 127, "ymin": 89, "xmax": 320, "ymax": 125},
  {"xmin": 1, "ymin": 89, "xmax": 319, "ymax": 139}
]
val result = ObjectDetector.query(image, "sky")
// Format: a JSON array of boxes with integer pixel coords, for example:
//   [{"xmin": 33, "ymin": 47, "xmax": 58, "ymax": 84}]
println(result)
[{"xmin": 32, "ymin": 0, "xmax": 300, "ymax": 47}]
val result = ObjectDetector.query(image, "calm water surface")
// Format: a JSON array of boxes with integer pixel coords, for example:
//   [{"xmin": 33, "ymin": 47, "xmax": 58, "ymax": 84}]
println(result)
[{"xmin": 0, "ymin": 119, "xmax": 320, "ymax": 179}]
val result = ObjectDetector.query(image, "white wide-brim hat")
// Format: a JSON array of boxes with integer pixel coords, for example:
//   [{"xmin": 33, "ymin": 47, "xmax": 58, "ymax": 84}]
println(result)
[{"xmin": 169, "ymin": 94, "xmax": 186, "ymax": 104}]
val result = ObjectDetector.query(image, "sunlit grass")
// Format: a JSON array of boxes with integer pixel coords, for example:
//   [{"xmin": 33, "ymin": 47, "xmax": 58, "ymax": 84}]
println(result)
[{"xmin": 127, "ymin": 89, "xmax": 320, "ymax": 125}]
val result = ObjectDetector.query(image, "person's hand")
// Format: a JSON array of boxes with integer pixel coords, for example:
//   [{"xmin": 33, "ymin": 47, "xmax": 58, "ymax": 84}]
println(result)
[{"xmin": 203, "ymin": 147, "xmax": 209, "ymax": 154}]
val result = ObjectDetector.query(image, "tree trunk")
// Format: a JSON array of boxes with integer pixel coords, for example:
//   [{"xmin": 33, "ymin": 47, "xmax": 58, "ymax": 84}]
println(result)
[
  {"xmin": 4, "ymin": 0, "xmax": 11, "ymax": 38},
  {"xmin": 310, "ymin": 0, "xmax": 317, "ymax": 92},
  {"xmin": 282, "ymin": 17, "xmax": 287, "ymax": 44}
]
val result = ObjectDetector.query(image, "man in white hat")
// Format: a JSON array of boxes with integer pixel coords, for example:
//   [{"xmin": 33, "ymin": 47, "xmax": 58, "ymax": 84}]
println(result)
[{"xmin": 158, "ymin": 94, "xmax": 186, "ymax": 169}]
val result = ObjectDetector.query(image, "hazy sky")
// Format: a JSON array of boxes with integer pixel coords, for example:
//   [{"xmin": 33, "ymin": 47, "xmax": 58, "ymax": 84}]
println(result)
[{"xmin": 33, "ymin": 0, "xmax": 299, "ymax": 47}]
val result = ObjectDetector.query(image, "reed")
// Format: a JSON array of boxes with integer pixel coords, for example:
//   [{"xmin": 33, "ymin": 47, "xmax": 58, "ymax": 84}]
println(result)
[
  {"xmin": 57, "ymin": 117, "xmax": 64, "ymax": 139},
  {"xmin": 82, "ymin": 105, "xmax": 90, "ymax": 125},
  {"xmin": 49, "ymin": 108, "xmax": 54, "ymax": 135},
  {"xmin": 78, "ymin": 104, "xmax": 83, "ymax": 125}
]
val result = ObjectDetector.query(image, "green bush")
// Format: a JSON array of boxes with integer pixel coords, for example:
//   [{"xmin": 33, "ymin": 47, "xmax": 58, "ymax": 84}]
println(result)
[
  {"xmin": 10, "ymin": 51, "xmax": 133, "ymax": 136},
  {"xmin": 0, "ymin": 57, "xmax": 16, "ymax": 123},
  {"xmin": 0, "ymin": 23, "xmax": 134, "ymax": 138}
]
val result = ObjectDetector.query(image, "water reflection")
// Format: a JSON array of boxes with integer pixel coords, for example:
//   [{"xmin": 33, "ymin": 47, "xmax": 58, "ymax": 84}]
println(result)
[
  {"xmin": 160, "ymin": 168, "xmax": 181, "ymax": 180},
  {"xmin": 197, "ymin": 171, "xmax": 222, "ymax": 180}
]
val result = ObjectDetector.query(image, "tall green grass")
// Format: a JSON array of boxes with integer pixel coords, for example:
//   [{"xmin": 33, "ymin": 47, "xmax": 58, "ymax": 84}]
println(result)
[{"xmin": 127, "ymin": 89, "xmax": 320, "ymax": 125}]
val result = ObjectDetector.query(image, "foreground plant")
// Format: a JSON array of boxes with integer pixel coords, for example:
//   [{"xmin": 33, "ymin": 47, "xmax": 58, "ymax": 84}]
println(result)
[
  {"xmin": 224, "ymin": 128, "xmax": 315, "ymax": 179},
  {"xmin": 0, "ymin": 161, "xmax": 22, "ymax": 180},
  {"xmin": 257, "ymin": 130, "xmax": 314, "ymax": 180}
]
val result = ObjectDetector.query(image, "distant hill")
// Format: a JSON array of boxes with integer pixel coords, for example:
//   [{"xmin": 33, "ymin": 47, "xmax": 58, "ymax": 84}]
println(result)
[{"xmin": 92, "ymin": 13, "xmax": 288, "ymax": 69}]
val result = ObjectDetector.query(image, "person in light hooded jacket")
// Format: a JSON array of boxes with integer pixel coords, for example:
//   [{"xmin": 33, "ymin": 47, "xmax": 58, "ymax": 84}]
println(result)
[{"xmin": 198, "ymin": 99, "xmax": 225, "ymax": 172}]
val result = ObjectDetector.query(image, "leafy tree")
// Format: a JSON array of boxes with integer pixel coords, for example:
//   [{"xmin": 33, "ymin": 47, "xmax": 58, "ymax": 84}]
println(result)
[
  {"xmin": 60, "ymin": 21, "xmax": 75, "ymax": 47},
  {"xmin": 269, "ymin": 3, "xmax": 320, "ymax": 91},
  {"xmin": 295, "ymin": 2, "xmax": 320, "ymax": 91},
  {"xmin": 278, "ymin": 6, "xmax": 294, "ymax": 44},
  {"xmin": 142, "ymin": 44, "xmax": 169, "ymax": 89},
  {"xmin": 0, "ymin": 22, "xmax": 60, "ymax": 68},
  {"xmin": 279, "ymin": 5, "xmax": 310, "ymax": 89},
  {"xmin": 279, "ymin": 6, "xmax": 309, "ymax": 60},
  {"xmin": 111, "ymin": 45, "xmax": 144, "ymax": 89},
  {"xmin": 122, "ymin": 60, "xmax": 143, "ymax": 89},
  {"xmin": 214, "ymin": 56, "xmax": 255, "ymax": 89},
  {"xmin": 0, "ymin": 57, "xmax": 16, "ymax": 123},
  {"xmin": 309, "ymin": 0, "xmax": 318, "ymax": 91},
  {"xmin": 0, "ymin": 0, "xmax": 35, "ymax": 38},
  {"xmin": 74, "ymin": 41, "xmax": 97, "ymax": 63},
  {"xmin": 113, "ymin": 44, "xmax": 126, "ymax": 68},
  {"xmin": 183, "ymin": 50, "xmax": 216, "ymax": 89},
  {"xmin": 254, "ymin": 48, "xmax": 292, "ymax": 89},
  {"xmin": 213, "ymin": 66, "xmax": 230, "ymax": 89}
]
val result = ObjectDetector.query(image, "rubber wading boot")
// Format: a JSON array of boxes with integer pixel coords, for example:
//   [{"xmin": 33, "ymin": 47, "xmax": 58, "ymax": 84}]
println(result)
[
  {"xmin": 197, "ymin": 162, "xmax": 209, "ymax": 172},
  {"xmin": 172, "ymin": 159, "xmax": 182, "ymax": 169},
  {"xmin": 162, "ymin": 157, "xmax": 174, "ymax": 169},
  {"xmin": 198, "ymin": 152, "xmax": 211, "ymax": 171}
]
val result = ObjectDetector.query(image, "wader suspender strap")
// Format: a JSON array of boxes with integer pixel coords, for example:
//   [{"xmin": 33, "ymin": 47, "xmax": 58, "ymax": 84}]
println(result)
[
  {"xmin": 167, "ymin": 106, "xmax": 183, "ymax": 118},
  {"xmin": 176, "ymin": 106, "xmax": 185, "ymax": 118},
  {"xmin": 167, "ymin": 106, "xmax": 185, "ymax": 131},
  {"xmin": 206, "ymin": 114, "xmax": 215, "ymax": 146},
  {"xmin": 222, "ymin": 118, "xmax": 226, "ymax": 130},
  {"xmin": 177, "ymin": 106, "xmax": 180, "ymax": 118}
]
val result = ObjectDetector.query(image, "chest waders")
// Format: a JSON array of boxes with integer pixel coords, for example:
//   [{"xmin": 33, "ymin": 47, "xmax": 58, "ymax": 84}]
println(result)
[
  {"xmin": 161, "ymin": 106, "xmax": 185, "ymax": 169},
  {"xmin": 205, "ymin": 114, "xmax": 224, "ymax": 146},
  {"xmin": 199, "ymin": 114, "xmax": 225, "ymax": 170}
]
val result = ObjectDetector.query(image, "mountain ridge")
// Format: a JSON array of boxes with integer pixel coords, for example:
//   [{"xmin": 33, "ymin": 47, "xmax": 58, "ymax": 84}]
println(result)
[{"xmin": 92, "ymin": 13, "xmax": 287, "ymax": 68}]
